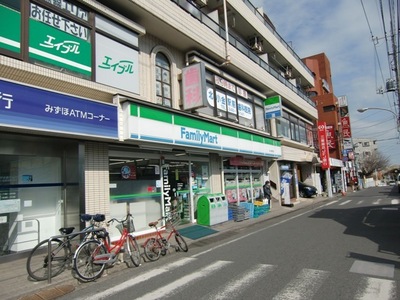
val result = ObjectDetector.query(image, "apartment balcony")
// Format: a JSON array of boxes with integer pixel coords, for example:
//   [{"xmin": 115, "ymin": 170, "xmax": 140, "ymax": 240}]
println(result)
[{"xmin": 97, "ymin": 0, "xmax": 316, "ymax": 116}]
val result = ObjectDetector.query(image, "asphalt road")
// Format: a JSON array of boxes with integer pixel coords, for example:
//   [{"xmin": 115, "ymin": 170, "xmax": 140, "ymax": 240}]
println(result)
[{"xmin": 60, "ymin": 186, "xmax": 400, "ymax": 300}]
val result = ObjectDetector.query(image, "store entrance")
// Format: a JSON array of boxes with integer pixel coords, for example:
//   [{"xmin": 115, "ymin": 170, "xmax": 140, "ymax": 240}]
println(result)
[{"xmin": 164, "ymin": 161, "xmax": 190, "ymax": 223}]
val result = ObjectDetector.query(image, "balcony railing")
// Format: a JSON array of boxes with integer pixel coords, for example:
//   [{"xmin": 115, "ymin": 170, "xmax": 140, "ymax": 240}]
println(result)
[
  {"xmin": 172, "ymin": 0, "xmax": 315, "ymax": 108},
  {"xmin": 241, "ymin": 0, "xmax": 313, "ymax": 77}
]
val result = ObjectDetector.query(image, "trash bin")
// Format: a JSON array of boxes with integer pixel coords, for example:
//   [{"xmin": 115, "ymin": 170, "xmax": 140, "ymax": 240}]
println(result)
[{"xmin": 197, "ymin": 193, "xmax": 228, "ymax": 226}]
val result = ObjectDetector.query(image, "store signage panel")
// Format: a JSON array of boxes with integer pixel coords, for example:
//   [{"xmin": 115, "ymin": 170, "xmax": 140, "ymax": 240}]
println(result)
[
  {"xmin": 207, "ymin": 88, "xmax": 253, "ymax": 119},
  {"xmin": 29, "ymin": 4, "xmax": 91, "ymax": 76},
  {"xmin": 182, "ymin": 62, "xmax": 207, "ymax": 110},
  {"xmin": 95, "ymin": 33, "xmax": 139, "ymax": 94},
  {"xmin": 337, "ymin": 95, "xmax": 348, "ymax": 107},
  {"xmin": 326, "ymin": 125, "xmax": 336, "ymax": 149},
  {"xmin": 125, "ymin": 104, "xmax": 281, "ymax": 158},
  {"xmin": 0, "ymin": 80, "xmax": 118, "ymax": 138},
  {"xmin": 264, "ymin": 95, "xmax": 282, "ymax": 119},
  {"xmin": 0, "ymin": 4, "xmax": 21, "ymax": 54},
  {"xmin": 317, "ymin": 121, "xmax": 330, "ymax": 169}
]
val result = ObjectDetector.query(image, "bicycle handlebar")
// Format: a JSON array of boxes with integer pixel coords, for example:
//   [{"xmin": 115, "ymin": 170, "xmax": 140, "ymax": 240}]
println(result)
[{"xmin": 106, "ymin": 213, "xmax": 133, "ymax": 225}]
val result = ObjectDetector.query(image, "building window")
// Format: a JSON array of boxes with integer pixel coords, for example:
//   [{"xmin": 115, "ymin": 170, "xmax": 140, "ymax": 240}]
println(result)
[
  {"xmin": 323, "ymin": 105, "xmax": 336, "ymax": 112},
  {"xmin": 155, "ymin": 52, "xmax": 172, "ymax": 107}
]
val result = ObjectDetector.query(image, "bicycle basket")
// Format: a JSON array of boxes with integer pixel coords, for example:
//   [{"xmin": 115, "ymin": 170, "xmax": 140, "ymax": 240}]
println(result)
[
  {"xmin": 116, "ymin": 218, "xmax": 135, "ymax": 234},
  {"xmin": 166, "ymin": 215, "xmax": 181, "ymax": 229}
]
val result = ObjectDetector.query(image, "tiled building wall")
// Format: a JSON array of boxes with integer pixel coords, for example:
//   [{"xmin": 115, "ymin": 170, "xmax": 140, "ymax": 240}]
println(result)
[{"xmin": 85, "ymin": 142, "xmax": 110, "ymax": 216}]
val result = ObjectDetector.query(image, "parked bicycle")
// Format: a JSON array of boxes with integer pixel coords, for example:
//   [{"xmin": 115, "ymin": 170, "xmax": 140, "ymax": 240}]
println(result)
[
  {"xmin": 26, "ymin": 213, "xmax": 106, "ymax": 281},
  {"xmin": 73, "ymin": 213, "xmax": 141, "ymax": 282},
  {"xmin": 143, "ymin": 213, "xmax": 188, "ymax": 262}
]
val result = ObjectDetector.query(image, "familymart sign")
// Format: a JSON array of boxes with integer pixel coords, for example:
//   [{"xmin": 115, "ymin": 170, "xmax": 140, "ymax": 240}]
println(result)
[{"xmin": 124, "ymin": 103, "xmax": 281, "ymax": 157}]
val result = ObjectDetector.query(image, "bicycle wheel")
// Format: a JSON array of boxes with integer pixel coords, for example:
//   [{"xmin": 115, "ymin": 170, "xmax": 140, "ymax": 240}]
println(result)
[
  {"xmin": 26, "ymin": 238, "xmax": 69, "ymax": 281},
  {"xmin": 73, "ymin": 240, "xmax": 106, "ymax": 281},
  {"xmin": 124, "ymin": 235, "xmax": 141, "ymax": 267},
  {"xmin": 175, "ymin": 233, "xmax": 189, "ymax": 252},
  {"xmin": 143, "ymin": 238, "xmax": 162, "ymax": 261}
]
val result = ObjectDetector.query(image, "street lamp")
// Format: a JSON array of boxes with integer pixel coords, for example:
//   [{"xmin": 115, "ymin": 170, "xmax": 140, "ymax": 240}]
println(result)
[{"xmin": 357, "ymin": 107, "xmax": 400, "ymax": 132}]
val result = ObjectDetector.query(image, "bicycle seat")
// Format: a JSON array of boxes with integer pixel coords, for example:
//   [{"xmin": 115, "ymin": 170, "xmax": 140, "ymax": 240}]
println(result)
[
  {"xmin": 80, "ymin": 213, "xmax": 105, "ymax": 222},
  {"xmin": 93, "ymin": 214, "xmax": 105, "ymax": 222},
  {"xmin": 59, "ymin": 227, "xmax": 75, "ymax": 235},
  {"xmin": 148, "ymin": 221, "xmax": 158, "ymax": 227}
]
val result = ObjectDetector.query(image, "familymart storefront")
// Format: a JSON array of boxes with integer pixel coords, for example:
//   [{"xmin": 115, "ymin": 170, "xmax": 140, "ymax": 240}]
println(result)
[{"xmin": 109, "ymin": 101, "xmax": 281, "ymax": 233}]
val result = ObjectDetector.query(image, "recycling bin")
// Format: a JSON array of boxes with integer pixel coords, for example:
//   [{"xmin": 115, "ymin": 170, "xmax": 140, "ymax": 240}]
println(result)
[{"xmin": 197, "ymin": 193, "xmax": 228, "ymax": 226}]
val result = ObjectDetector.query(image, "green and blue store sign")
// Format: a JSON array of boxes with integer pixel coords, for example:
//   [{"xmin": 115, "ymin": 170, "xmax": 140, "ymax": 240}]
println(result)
[{"xmin": 124, "ymin": 103, "xmax": 281, "ymax": 158}]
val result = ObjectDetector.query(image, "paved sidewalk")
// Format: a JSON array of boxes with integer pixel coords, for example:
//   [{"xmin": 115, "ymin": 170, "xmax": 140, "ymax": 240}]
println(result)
[{"xmin": 0, "ymin": 195, "xmax": 333, "ymax": 300}]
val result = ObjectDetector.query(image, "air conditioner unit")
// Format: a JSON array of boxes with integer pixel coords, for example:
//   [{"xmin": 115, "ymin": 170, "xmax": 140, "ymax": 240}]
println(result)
[
  {"xmin": 193, "ymin": 0, "xmax": 207, "ymax": 7},
  {"xmin": 249, "ymin": 36, "xmax": 263, "ymax": 53}
]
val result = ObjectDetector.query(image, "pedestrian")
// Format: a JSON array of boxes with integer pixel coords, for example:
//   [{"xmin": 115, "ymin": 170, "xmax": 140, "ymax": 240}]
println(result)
[{"xmin": 263, "ymin": 180, "xmax": 272, "ymax": 205}]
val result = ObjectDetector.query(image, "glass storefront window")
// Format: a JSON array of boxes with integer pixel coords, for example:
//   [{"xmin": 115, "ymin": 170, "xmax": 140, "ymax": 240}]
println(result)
[
  {"xmin": 109, "ymin": 150, "xmax": 210, "ymax": 229},
  {"xmin": 109, "ymin": 157, "xmax": 161, "ymax": 232},
  {"xmin": 0, "ymin": 135, "xmax": 79, "ymax": 256},
  {"xmin": 223, "ymin": 159, "xmax": 264, "ymax": 204}
]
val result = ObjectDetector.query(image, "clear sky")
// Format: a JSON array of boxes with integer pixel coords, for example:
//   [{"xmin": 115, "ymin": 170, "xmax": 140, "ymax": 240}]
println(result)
[{"xmin": 254, "ymin": 0, "xmax": 400, "ymax": 165}]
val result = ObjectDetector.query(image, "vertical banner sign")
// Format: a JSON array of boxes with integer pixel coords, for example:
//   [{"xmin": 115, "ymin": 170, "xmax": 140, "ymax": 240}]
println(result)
[
  {"xmin": 318, "ymin": 121, "xmax": 331, "ymax": 169},
  {"xmin": 162, "ymin": 165, "xmax": 172, "ymax": 217},
  {"xmin": 264, "ymin": 95, "xmax": 282, "ymax": 119},
  {"xmin": 182, "ymin": 62, "xmax": 207, "ymax": 110},
  {"xmin": 338, "ymin": 95, "xmax": 353, "ymax": 149},
  {"xmin": 326, "ymin": 125, "xmax": 336, "ymax": 149}
]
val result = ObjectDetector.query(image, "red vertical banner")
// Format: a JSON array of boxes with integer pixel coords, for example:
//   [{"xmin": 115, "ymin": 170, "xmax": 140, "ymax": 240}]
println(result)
[{"xmin": 318, "ymin": 121, "xmax": 331, "ymax": 169}]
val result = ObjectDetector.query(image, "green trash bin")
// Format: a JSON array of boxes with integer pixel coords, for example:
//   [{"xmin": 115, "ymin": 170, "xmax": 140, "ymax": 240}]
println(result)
[{"xmin": 197, "ymin": 194, "xmax": 228, "ymax": 226}]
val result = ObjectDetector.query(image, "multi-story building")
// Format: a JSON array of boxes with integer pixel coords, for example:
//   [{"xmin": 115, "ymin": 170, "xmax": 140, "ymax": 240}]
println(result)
[
  {"xmin": 352, "ymin": 138, "xmax": 378, "ymax": 160},
  {"xmin": 303, "ymin": 53, "xmax": 347, "ymax": 194},
  {"xmin": 0, "ymin": 0, "xmax": 318, "ymax": 257}
]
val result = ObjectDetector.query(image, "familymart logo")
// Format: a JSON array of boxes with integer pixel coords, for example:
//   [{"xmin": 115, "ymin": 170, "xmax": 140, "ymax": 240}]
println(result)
[{"xmin": 180, "ymin": 127, "xmax": 218, "ymax": 145}]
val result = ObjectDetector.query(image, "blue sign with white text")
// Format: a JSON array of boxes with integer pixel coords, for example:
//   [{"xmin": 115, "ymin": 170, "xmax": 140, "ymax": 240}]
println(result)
[{"xmin": 0, "ymin": 79, "xmax": 118, "ymax": 138}]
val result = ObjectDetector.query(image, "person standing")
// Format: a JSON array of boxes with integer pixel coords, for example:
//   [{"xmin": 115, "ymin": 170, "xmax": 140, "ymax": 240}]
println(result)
[{"xmin": 263, "ymin": 180, "xmax": 272, "ymax": 205}]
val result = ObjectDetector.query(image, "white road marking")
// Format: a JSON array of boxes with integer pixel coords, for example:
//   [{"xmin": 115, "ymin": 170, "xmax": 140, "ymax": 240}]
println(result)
[
  {"xmin": 80, "ymin": 257, "xmax": 197, "ymax": 300},
  {"xmin": 272, "ymin": 269, "xmax": 330, "ymax": 300},
  {"xmin": 201, "ymin": 264, "xmax": 276, "ymax": 300},
  {"xmin": 391, "ymin": 199, "xmax": 399, "ymax": 205},
  {"xmin": 373, "ymin": 199, "xmax": 382, "ymax": 205},
  {"xmin": 339, "ymin": 200, "xmax": 352, "ymax": 206},
  {"xmin": 357, "ymin": 200, "xmax": 364, "ymax": 205},
  {"xmin": 135, "ymin": 260, "xmax": 232, "ymax": 300},
  {"xmin": 350, "ymin": 260, "xmax": 395, "ymax": 278},
  {"xmin": 354, "ymin": 277, "xmax": 397, "ymax": 300}
]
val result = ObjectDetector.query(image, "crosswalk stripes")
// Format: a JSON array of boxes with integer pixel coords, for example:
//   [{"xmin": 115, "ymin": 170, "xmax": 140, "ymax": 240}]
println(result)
[
  {"xmin": 339, "ymin": 200, "xmax": 352, "ymax": 206},
  {"xmin": 336, "ymin": 199, "xmax": 400, "ymax": 206},
  {"xmin": 199, "ymin": 264, "xmax": 276, "ymax": 300},
  {"xmin": 354, "ymin": 277, "xmax": 397, "ymax": 300},
  {"xmin": 272, "ymin": 269, "xmax": 330, "ymax": 300},
  {"xmin": 135, "ymin": 260, "xmax": 232, "ymax": 300},
  {"xmin": 72, "ymin": 257, "xmax": 398, "ymax": 300}
]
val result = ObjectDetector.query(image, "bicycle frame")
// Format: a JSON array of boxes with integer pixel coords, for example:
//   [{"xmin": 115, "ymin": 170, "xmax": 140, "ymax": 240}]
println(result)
[
  {"xmin": 102, "ymin": 226, "xmax": 129, "ymax": 255},
  {"xmin": 143, "ymin": 215, "xmax": 188, "ymax": 262}
]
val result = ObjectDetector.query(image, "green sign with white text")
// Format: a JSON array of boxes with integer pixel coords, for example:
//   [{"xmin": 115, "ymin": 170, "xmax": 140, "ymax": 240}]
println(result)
[
  {"xmin": 28, "ymin": 18, "xmax": 91, "ymax": 76},
  {"xmin": 0, "ymin": 4, "xmax": 21, "ymax": 54}
]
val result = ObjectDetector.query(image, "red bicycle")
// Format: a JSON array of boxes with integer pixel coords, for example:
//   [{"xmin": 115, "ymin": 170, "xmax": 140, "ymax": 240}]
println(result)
[
  {"xmin": 73, "ymin": 213, "xmax": 141, "ymax": 281},
  {"xmin": 143, "ymin": 213, "xmax": 188, "ymax": 261}
]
